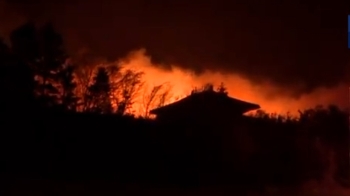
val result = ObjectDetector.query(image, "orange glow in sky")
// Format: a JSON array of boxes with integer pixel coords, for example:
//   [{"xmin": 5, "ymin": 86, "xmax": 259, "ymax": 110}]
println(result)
[
  {"xmin": 95, "ymin": 49, "xmax": 347, "ymax": 117},
  {"xmin": 116, "ymin": 49, "xmax": 348, "ymax": 116}
]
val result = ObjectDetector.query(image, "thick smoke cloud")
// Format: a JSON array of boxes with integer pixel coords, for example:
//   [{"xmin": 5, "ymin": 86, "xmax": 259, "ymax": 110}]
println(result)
[{"xmin": 1, "ymin": 0, "xmax": 350, "ymax": 99}]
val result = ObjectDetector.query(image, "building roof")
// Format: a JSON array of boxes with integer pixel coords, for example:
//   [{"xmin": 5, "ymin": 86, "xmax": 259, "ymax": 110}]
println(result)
[{"xmin": 150, "ymin": 90, "xmax": 260, "ymax": 115}]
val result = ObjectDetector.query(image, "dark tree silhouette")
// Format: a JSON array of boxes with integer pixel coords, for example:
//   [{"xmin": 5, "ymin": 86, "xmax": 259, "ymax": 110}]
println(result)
[
  {"xmin": 86, "ymin": 67, "xmax": 113, "ymax": 114},
  {"xmin": 1, "ymin": 27, "xmax": 40, "ymax": 113},
  {"xmin": 9, "ymin": 22, "xmax": 69, "ymax": 108},
  {"xmin": 1, "ymin": 23, "xmax": 349, "ymax": 195},
  {"xmin": 113, "ymin": 69, "xmax": 144, "ymax": 115},
  {"xmin": 35, "ymin": 23, "xmax": 68, "ymax": 106},
  {"xmin": 10, "ymin": 23, "xmax": 39, "ymax": 64},
  {"xmin": 58, "ymin": 64, "xmax": 79, "ymax": 111},
  {"xmin": 142, "ymin": 83, "xmax": 172, "ymax": 117}
]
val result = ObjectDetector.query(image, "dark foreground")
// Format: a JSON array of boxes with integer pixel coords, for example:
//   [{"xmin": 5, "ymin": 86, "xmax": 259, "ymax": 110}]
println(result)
[
  {"xmin": 2, "ymin": 178, "xmax": 350, "ymax": 196},
  {"xmin": 0, "ymin": 110, "xmax": 349, "ymax": 196}
]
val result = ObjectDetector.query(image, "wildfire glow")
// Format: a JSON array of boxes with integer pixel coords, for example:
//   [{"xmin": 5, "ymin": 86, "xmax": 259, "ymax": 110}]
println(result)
[{"xmin": 110, "ymin": 49, "xmax": 347, "ymax": 117}]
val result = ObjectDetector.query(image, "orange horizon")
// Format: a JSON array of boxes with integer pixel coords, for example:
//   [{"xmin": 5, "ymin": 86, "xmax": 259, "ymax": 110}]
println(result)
[
  {"xmin": 74, "ymin": 48, "xmax": 348, "ymax": 117},
  {"xmin": 119, "ymin": 49, "xmax": 347, "ymax": 115}
]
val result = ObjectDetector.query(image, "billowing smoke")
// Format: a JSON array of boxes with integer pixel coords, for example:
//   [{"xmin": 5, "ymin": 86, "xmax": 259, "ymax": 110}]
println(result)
[
  {"xmin": 117, "ymin": 49, "xmax": 348, "ymax": 115},
  {"xmin": 3, "ymin": 0, "xmax": 350, "ymax": 91},
  {"xmin": 1, "ymin": 0, "xmax": 349, "ymax": 114}
]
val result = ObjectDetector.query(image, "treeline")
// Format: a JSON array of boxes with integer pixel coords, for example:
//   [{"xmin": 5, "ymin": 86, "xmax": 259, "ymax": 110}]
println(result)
[
  {"xmin": 0, "ymin": 23, "xmax": 349, "ymax": 191},
  {"xmin": 1, "ymin": 103, "xmax": 347, "ymax": 190},
  {"xmin": 0, "ymin": 22, "xmax": 172, "ymax": 117}
]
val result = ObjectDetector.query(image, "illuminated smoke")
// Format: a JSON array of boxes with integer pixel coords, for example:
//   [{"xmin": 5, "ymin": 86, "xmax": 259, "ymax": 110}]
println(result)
[{"xmin": 114, "ymin": 48, "xmax": 347, "ymax": 116}]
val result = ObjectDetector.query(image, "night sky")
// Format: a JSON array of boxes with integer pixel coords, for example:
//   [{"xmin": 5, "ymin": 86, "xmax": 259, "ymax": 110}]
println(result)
[
  {"xmin": 1, "ymin": 0, "xmax": 349, "ymax": 98},
  {"xmin": 348, "ymin": 15, "xmax": 350, "ymax": 49}
]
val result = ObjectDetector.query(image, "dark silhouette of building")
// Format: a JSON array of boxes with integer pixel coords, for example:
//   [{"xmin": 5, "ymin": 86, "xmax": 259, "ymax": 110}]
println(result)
[
  {"xmin": 150, "ymin": 89, "xmax": 260, "ymax": 124},
  {"xmin": 150, "ymin": 89, "xmax": 261, "ymax": 180}
]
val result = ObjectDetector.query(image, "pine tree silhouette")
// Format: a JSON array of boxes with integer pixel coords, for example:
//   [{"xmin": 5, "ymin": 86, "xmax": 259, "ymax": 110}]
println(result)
[
  {"xmin": 10, "ymin": 22, "xmax": 70, "ymax": 108},
  {"xmin": 87, "ymin": 67, "xmax": 112, "ymax": 114},
  {"xmin": 58, "ymin": 64, "xmax": 79, "ymax": 111}
]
